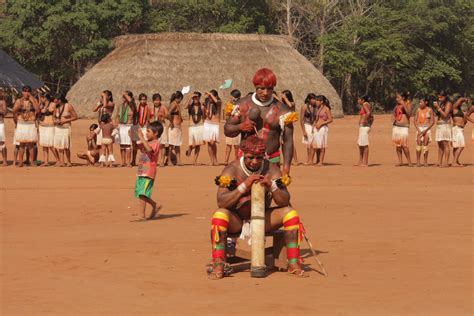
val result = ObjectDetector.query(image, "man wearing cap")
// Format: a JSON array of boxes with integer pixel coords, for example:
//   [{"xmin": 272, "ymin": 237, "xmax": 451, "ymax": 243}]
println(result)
[
  {"xmin": 208, "ymin": 135, "xmax": 308, "ymax": 280},
  {"xmin": 224, "ymin": 68, "xmax": 295, "ymax": 174}
]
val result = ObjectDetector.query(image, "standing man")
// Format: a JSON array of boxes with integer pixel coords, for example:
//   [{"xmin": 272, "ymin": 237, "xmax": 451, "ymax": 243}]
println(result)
[{"xmin": 224, "ymin": 68, "xmax": 294, "ymax": 174}]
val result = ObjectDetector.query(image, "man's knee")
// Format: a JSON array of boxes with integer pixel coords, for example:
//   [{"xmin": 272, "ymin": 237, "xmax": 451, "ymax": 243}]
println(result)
[{"xmin": 282, "ymin": 208, "xmax": 301, "ymax": 231}]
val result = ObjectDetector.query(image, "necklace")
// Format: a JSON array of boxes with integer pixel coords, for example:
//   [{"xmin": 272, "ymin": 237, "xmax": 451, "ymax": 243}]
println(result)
[
  {"xmin": 252, "ymin": 93, "xmax": 274, "ymax": 107},
  {"xmin": 240, "ymin": 156, "xmax": 264, "ymax": 177}
]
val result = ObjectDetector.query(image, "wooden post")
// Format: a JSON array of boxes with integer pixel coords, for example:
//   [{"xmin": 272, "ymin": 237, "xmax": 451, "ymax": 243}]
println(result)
[{"xmin": 250, "ymin": 183, "xmax": 266, "ymax": 278}]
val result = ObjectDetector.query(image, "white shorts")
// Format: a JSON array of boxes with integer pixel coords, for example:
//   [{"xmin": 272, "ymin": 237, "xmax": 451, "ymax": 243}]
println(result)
[
  {"xmin": 302, "ymin": 123, "xmax": 314, "ymax": 145},
  {"xmin": 357, "ymin": 126, "xmax": 371, "ymax": 146},
  {"xmin": 451, "ymin": 126, "xmax": 465, "ymax": 148},
  {"xmin": 53, "ymin": 126, "xmax": 71, "ymax": 149},
  {"xmin": 39, "ymin": 125, "xmax": 55, "ymax": 147},
  {"xmin": 118, "ymin": 124, "xmax": 132, "ymax": 146},
  {"xmin": 130, "ymin": 125, "xmax": 147, "ymax": 142},
  {"xmin": 202, "ymin": 121, "xmax": 220, "ymax": 143},
  {"xmin": 0, "ymin": 122, "xmax": 5, "ymax": 143},
  {"xmin": 435, "ymin": 124, "xmax": 452, "ymax": 142},
  {"xmin": 313, "ymin": 125, "xmax": 328, "ymax": 149},
  {"xmin": 15, "ymin": 121, "xmax": 38, "ymax": 143},
  {"xmin": 159, "ymin": 126, "xmax": 169, "ymax": 146},
  {"xmin": 168, "ymin": 126, "xmax": 183, "ymax": 146},
  {"xmin": 392, "ymin": 125, "xmax": 409, "ymax": 147},
  {"xmin": 416, "ymin": 126, "xmax": 432, "ymax": 143},
  {"xmin": 189, "ymin": 124, "xmax": 204, "ymax": 146},
  {"xmin": 225, "ymin": 134, "xmax": 240, "ymax": 146}
]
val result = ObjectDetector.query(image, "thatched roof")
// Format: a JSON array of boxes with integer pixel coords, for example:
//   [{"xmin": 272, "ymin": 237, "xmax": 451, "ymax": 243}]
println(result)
[{"xmin": 67, "ymin": 33, "xmax": 343, "ymax": 118}]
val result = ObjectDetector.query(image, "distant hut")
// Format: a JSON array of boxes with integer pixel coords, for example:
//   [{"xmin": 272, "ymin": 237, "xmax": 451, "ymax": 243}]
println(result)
[{"xmin": 67, "ymin": 33, "xmax": 343, "ymax": 118}]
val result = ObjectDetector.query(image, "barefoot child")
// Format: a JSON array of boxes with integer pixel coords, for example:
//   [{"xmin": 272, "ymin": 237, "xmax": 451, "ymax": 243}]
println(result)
[
  {"xmin": 77, "ymin": 124, "xmax": 100, "ymax": 165},
  {"xmin": 134, "ymin": 121, "xmax": 163, "ymax": 221},
  {"xmin": 98, "ymin": 113, "xmax": 116, "ymax": 167}
]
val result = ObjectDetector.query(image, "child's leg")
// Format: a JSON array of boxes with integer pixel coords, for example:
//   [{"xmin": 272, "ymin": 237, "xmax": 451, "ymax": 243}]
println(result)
[
  {"xmin": 422, "ymin": 137, "xmax": 429, "ymax": 166},
  {"xmin": 416, "ymin": 139, "xmax": 422, "ymax": 166},
  {"xmin": 139, "ymin": 195, "xmax": 160, "ymax": 219},
  {"xmin": 224, "ymin": 145, "xmax": 231, "ymax": 164}
]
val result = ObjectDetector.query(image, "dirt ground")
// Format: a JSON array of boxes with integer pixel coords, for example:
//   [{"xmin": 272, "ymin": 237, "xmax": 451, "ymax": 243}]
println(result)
[{"xmin": 1, "ymin": 115, "xmax": 472, "ymax": 315}]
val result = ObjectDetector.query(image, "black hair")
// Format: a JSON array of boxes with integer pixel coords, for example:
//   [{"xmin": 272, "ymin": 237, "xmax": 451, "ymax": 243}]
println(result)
[
  {"xmin": 230, "ymin": 89, "xmax": 241, "ymax": 99},
  {"xmin": 170, "ymin": 91, "xmax": 183, "ymax": 103},
  {"xmin": 360, "ymin": 95, "xmax": 370, "ymax": 103},
  {"xmin": 247, "ymin": 92, "xmax": 253, "ymax": 96},
  {"xmin": 100, "ymin": 113, "xmax": 111, "ymax": 123},
  {"xmin": 397, "ymin": 92, "xmax": 410, "ymax": 101},
  {"xmin": 125, "ymin": 91, "xmax": 133, "ymax": 98},
  {"xmin": 138, "ymin": 93, "xmax": 147, "ymax": 100},
  {"xmin": 41, "ymin": 93, "xmax": 52, "ymax": 102},
  {"xmin": 210, "ymin": 89, "xmax": 218, "ymax": 97},
  {"xmin": 322, "ymin": 96, "xmax": 331, "ymax": 109},
  {"xmin": 55, "ymin": 94, "xmax": 68, "ymax": 104},
  {"xmin": 305, "ymin": 93, "xmax": 317, "ymax": 104},
  {"xmin": 103, "ymin": 90, "xmax": 113, "ymax": 102},
  {"xmin": 281, "ymin": 90, "xmax": 294, "ymax": 103},
  {"xmin": 193, "ymin": 91, "xmax": 202, "ymax": 98},
  {"xmin": 152, "ymin": 93, "xmax": 162, "ymax": 101},
  {"xmin": 89, "ymin": 123, "xmax": 99, "ymax": 131},
  {"xmin": 148, "ymin": 121, "xmax": 164, "ymax": 138},
  {"xmin": 315, "ymin": 94, "xmax": 325, "ymax": 102},
  {"xmin": 22, "ymin": 86, "xmax": 32, "ymax": 92},
  {"xmin": 421, "ymin": 96, "xmax": 430, "ymax": 104}
]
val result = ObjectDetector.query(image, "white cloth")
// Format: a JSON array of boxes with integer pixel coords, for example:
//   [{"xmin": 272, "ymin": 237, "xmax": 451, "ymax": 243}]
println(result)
[
  {"xmin": 15, "ymin": 121, "xmax": 37, "ymax": 143},
  {"xmin": 0, "ymin": 122, "xmax": 5, "ymax": 143},
  {"xmin": 225, "ymin": 134, "xmax": 240, "ymax": 146},
  {"xmin": 392, "ymin": 125, "xmax": 409, "ymax": 147},
  {"xmin": 302, "ymin": 123, "xmax": 314, "ymax": 145},
  {"xmin": 357, "ymin": 126, "xmax": 371, "ymax": 146},
  {"xmin": 313, "ymin": 125, "xmax": 328, "ymax": 149},
  {"xmin": 188, "ymin": 124, "xmax": 204, "ymax": 146},
  {"xmin": 451, "ymin": 126, "xmax": 465, "ymax": 148},
  {"xmin": 53, "ymin": 126, "xmax": 71, "ymax": 149},
  {"xmin": 39, "ymin": 125, "xmax": 55, "ymax": 147},
  {"xmin": 159, "ymin": 126, "xmax": 169, "ymax": 146},
  {"xmin": 12, "ymin": 128, "xmax": 19, "ymax": 146},
  {"xmin": 96, "ymin": 129, "xmax": 103, "ymax": 146},
  {"xmin": 168, "ymin": 126, "xmax": 183, "ymax": 146},
  {"xmin": 435, "ymin": 124, "xmax": 452, "ymax": 142},
  {"xmin": 416, "ymin": 126, "xmax": 432, "ymax": 143},
  {"xmin": 202, "ymin": 121, "xmax": 220, "ymax": 143},
  {"xmin": 118, "ymin": 124, "xmax": 132, "ymax": 145}
]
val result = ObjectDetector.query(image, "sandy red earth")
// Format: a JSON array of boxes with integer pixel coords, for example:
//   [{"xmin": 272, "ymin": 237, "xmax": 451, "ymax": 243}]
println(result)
[{"xmin": 1, "ymin": 115, "xmax": 472, "ymax": 315}]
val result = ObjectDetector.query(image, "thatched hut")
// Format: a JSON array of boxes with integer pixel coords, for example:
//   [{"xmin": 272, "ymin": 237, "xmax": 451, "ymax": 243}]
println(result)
[{"xmin": 67, "ymin": 33, "xmax": 343, "ymax": 118}]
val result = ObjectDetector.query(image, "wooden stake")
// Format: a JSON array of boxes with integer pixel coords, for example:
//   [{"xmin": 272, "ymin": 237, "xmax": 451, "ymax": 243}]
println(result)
[{"xmin": 250, "ymin": 183, "xmax": 266, "ymax": 278}]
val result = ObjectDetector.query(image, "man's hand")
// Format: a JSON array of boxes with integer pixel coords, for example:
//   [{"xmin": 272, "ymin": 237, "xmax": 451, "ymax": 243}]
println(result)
[
  {"xmin": 259, "ymin": 174, "xmax": 272, "ymax": 189},
  {"xmin": 243, "ymin": 175, "xmax": 263, "ymax": 190},
  {"xmin": 238, "ymin": 117, "xmax": 255, "ymax": 132}
]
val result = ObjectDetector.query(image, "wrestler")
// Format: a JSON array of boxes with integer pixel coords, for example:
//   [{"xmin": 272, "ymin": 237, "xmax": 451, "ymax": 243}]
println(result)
[
  {"xmin": 313, "ymin": 95, "xmax": 333, "ymax": 166},
  {"xmin": 131, "ymin": 93, "xmax": 152, "ymax": 166},
  {"xmin": 12, "ymin": 86, "xmax": 40, "ymax": 167},
  {"xmin": 223, "ymin": 89, "xmax": 241, "ymax": 165},
  {"xmin": 0, "ymin": 91, "xmax": 7, "ymax": 166},
  {"xmin": 224, "ymin": 68, "xmax": 295, "ymax": 174},
  {"xmin": 92, "ymin": 90, "xmax": 115, "ymax": 147},
  {"xmin": 203, "ymin": 90, "xmax": 222, "ymax": 166},
  {"xmin": 53, "ymin": 94, "xmax": 78, "ymax": 167},
  {"xmin": 38, "ymin": 93, "xmax": 58, "ymax": 166},
  {"xmin": 280, "ymin": 90, "xmax": 299, "ymax": 165},
  {"xmin": 77, "ymin": 124, "xmax": 100, "ymax": 166},
  {"xmin": 355, "ymin": 95, "xmax": 373, "ymax": 167},
  {"xmin": 207, "ymin": 135, "xmax": 307, "ymax": 280},
  {"xmin": 168, "ymin": 91, "xmax": 184, "ymax": 166},
  {"xmin": 115, "ymin": 91, "xmax": 136, "ymax": 167},
  {"xmin": 413, "ymin": 97, "xmax": 435, "ymax": 167},
  {"xmin": 151, "ymin": 93, "xmax": 170, "ymax": 166},
  {"xmin": 185, "ymin": 91, "xmax": 205, "ymax": 165},
  {"xmin": 432, "ymin": 91, "xmax": 452, "ymax": 167},
  {"xmin": 451, "ymin": 97, "xmax": 468, "ymax": 167},
  {"xmin": 98, "ymin": 113, "xmax": 116, "ymax": 167},
  {"xmin": 391, "ymin": 92, "xmax": 413, "ymax": 166}
]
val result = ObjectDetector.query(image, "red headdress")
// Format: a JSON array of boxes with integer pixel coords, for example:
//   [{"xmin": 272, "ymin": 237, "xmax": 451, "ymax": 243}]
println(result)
[
  {"xmin": 240, "ymin": 135, "xmax": 266, "ymax": 155},
  {"xmin": 252, "ymin": 68, "xmax": 277, "ymax": 88}
]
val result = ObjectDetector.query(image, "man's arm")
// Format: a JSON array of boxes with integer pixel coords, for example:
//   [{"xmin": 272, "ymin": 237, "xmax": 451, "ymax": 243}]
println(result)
[
  {"xmin": 261, "ymin": 165, "xmax": 290, "ymax": 207},
  {"xmin": 216, "ymin": 167, "xmax": 261, "ymax": 209},
  {"xmin": 282, "ymin": 123, "xmax": 294, "ymax": 174},
  {"xmin": 224, "ymin": 114, "xmax": 243, "ymax": 138}
]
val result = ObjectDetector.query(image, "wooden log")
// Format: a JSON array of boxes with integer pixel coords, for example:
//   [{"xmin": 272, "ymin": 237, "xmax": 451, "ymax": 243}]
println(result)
[{"xmin": 250, "ymin": 183, "xmax": 266, "ymax": 278}]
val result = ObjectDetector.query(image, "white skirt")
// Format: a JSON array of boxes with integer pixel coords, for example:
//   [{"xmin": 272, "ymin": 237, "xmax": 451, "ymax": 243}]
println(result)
[
  {"xmin": 202, "ymin": 121, "xmax": 220, "ymax": 143},
  {"xmin": 435, "ymin": 124, "xmax": 452, "ymax": 142},
  {"xmin": 0, "ymin": 122, "xmax": 5, "ymax": 143},
  {"xmin": 118, "ymin": 124, "xmax": 132, "ymax": 146},
  {"xmin": 168, "ymin": 126, "xmax": 183, "ymax": 146},
  {"xmin": 39, "ymin": 125, "xmax": 55, "ymax": 147},
  {"xmin": 53, "ymin": 126, "xmax": 71, "ymax": 149},
  {"xmin": 416, "ymin": 126, "xmax": 432, "ymax": 143},
  {"xmin": 225, "ymin": 134, "xmax": 240, "ymax": 146},
  {"xmin": 392, "ymin": 126, "xmax": 409, "ymax": 147},
  {"xmin": 313, "ymin": 125, "xmax": 328, "ymax": 149},
  {"xmin": 302, "ymin": 123, "xmax": 314, "ymax": 145},
  {"xmin": 451, "ymin": 126, "xmax": 465, "ymax": 148},
  {"xmin": 159, "ymin": 126, "xmax": 169, "ymax": 146},
  {"xmin": 189, "ymin": 124, "xmax": 204, "ymax": 146},
  {"xmin": 357, "ymin": 126, "xmax": 371, "ymax": 146},
  {"xmin": 15, "ymin": 121, "xmax": 38, "ymax": 143},
  {"xmin": 12, "ymin": 128, "xmax": 19, "ymax": 146}
]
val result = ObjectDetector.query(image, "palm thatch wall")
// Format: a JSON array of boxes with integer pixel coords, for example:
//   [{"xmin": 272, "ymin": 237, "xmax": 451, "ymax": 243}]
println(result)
[{"xmin": 67, "ymin": 33, "xmax": 343, "ymax": 118}]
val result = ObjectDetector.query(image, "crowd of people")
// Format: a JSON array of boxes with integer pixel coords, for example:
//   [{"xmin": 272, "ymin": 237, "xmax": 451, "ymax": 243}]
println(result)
[{"xmin": 0, "ymin": 83, "xmax": 472, "ymax": 169}]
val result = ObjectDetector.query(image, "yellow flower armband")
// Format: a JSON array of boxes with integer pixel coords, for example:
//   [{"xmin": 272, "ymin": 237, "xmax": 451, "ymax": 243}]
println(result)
[
  {"xmin": 214, "ymin": 175, "xmax": 237, "ymax": 190},
  {"xmin": 275, "ymin": 174, "xmax": 292, "ymax": 188},
  {"xmin": 224, "ymin": 102, "xmax": 235, "ymax": 116}
]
